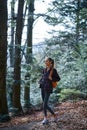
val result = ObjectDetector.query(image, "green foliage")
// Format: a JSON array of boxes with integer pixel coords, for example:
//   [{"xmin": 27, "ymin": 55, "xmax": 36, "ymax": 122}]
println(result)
[
  {"xmin": 42, "ymin": 37, "xmax": 87, "ymax": 100},
  {"xmin": 42, "ymin": 0, "xmax": 87, "ymax": 103},
  {"xmin": 45, "ymin": 16, "xmax": 59, "ymax": 26},
  {"xmin": 59, "ymin": 88, "xmax": 83, "ymax": 102},
  {"xmin": 21, "ymin": 61, "xmax": 43, "ymax": 84}
]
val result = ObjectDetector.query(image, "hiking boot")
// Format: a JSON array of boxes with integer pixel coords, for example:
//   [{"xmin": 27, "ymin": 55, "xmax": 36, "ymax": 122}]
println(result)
[{"xmin": 42, "ymin": 118, "xmax": 48, "ymax": 125}]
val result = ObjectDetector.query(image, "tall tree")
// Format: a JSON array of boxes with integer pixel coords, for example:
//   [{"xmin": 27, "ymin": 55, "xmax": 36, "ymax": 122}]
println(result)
[
  {"xmin": 0, "ymin": 0, "xmax": 8, "ymax": 114},
  {"xmin": 13, "ymin": 0, "xmax": 24, "ymax": 112},
  {"xmin": 9, "ymin": 0, "xmax": 15, "ymax": 67},
  {"xmin": 24, "ymin": 0, "xmax": 34, "ymax": 108}
]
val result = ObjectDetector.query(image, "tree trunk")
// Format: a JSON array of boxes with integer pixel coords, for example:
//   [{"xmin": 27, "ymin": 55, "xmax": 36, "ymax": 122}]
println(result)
[
  {"xmin": 76, "ymin": 0, "xmax": 80, "ymax": 44},
  {"xmin": 24, "ymin": 0, "xmax": 34, "ymax": 108},
  {"xmin": 0, "ymin": 0, "xmax": 8, "ymax": 114},
  {"xmin": 9, "ymin": 0, "xmax": 15, "ymax": 67},
  {"xmin": 13, "ymin": 0, "xmax": 24, "ymax": 111}
]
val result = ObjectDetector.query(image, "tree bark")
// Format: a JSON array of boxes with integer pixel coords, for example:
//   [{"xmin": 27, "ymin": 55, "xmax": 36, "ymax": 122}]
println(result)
[
  {"xmin": 24, "ymin": 0, "xmax": 34, "ymax": 108},
  {"xmin": 0, "ymin": 0, "xmax": 8, "ymax": 114},
  {"xmin": 9, "ymin": 0, "xmax": 15, "ymax": 67},
  {"xmin": 13, "ymin": 0, "xmax": 24, "ymax": 111}
]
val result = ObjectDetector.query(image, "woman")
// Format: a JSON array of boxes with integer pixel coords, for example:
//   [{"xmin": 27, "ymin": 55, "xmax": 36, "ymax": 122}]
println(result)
[{"xmin": 39, "ymin": 57, "xmax": 60, "ymax": 124}]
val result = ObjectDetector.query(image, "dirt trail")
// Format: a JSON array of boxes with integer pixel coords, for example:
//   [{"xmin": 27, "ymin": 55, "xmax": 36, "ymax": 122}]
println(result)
[{"xmin": 0, "ymin": 100, "xmax": 87, "ymax": 130}]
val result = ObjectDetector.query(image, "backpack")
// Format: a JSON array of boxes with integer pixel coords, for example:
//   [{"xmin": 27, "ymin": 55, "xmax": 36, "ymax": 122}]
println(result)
[
  {"xmin": 52, "ymin": 81, "xmax": 58, "ymax": 88},
  {"xmin": 49, "ymin": 69, "xmax": 60, "ymax": 88}
]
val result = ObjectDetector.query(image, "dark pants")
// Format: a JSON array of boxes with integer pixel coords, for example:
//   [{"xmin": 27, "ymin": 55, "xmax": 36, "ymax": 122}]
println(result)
[{"xmin": 41, "ymin": 88, "xmax": 54, "ymax": 117}]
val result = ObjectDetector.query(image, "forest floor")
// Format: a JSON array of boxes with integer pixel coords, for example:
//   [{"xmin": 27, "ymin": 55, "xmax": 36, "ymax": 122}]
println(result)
[{"xmin": 0, "ymin": 100, "xmax": 87, "ymax": 130}]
